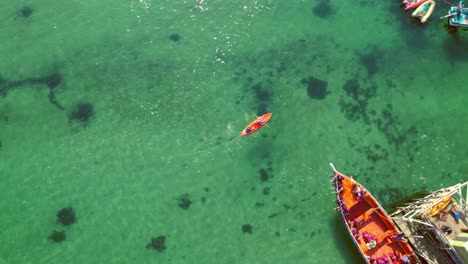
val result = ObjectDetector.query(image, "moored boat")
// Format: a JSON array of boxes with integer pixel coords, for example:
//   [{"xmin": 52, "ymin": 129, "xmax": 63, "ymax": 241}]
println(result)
[
  {"xmin": 330, "ymin": 163, "xmax": 421, "ymax": 264},
  {"xmin": 447, "ymin": 1, "xmax": 468, "ymax": 28},
  {"xmin": 412, "ymin": 0, "xmax": 435, "ymax": 23},
  {"xmin": 401, "ymin": 0, "xmax": 428, "ymax": 11}
]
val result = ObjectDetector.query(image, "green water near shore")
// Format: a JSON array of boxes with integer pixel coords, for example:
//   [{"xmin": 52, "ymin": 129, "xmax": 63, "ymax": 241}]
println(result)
[{"xmin": 1, "ymin": 0, "xmax": 468, "ymax": 263}]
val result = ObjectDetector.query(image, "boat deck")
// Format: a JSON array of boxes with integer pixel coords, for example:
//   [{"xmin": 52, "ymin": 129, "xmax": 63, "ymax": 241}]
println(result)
[
  {"xmin": 392, "ymin": 198, "xmax": 468, "ymax": 263},
  {"xmin": 393, "ymin": 218, "xmax": 446, "ymax": 264},
  {"xmin": 432, "ymin": 210, "xmax": 468, "ymax": 240}
]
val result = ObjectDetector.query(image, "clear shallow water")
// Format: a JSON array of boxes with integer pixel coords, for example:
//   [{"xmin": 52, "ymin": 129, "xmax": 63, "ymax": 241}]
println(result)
[{"xmin": 1, "ymin": 0, "xmax": 468, "ymax": 263}]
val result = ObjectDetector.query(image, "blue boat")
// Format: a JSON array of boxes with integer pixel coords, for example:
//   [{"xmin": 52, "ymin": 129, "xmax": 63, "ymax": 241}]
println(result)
[{"xmin": 447, "ymin": 1, "xmax": 468, "ymax": 28}]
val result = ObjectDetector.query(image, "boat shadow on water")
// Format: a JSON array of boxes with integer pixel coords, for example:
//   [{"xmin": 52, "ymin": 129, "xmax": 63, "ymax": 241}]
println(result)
[
  {"xmin": 329, "ymin": 215, "xmax": 366, "ymax": 264},
  {"xmin": 442, "ymin": 30, "xmax": 468, "ymax": 61}
]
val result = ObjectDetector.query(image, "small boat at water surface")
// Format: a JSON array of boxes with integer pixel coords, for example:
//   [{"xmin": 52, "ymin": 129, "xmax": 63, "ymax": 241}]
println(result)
[
  {"xmin": 330, "ymin": 163, "xmax": 421, "ymax": 264},
  {"xmin": 447, "ymin": 1, "xmax": 468, "ymax": 29},
  {"xmin": 412, "ymin": 0, "xmax": 435, "ymax": 23},
  {"xmin": 240, "ymin": 113, "xmax": 272, "ymax": 136},
  {"xmin": 401, "ymin": 0, "xmax": 428, "ymax": 11}
]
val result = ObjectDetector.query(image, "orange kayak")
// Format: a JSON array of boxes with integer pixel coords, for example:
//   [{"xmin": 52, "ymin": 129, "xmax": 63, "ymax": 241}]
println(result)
[
  {"xmin": 241, "ymin": 113, "xmax": 272, "ymax": 136},
  {"xmin": 330, "ymin": 163, "xmax": 421, "ymax": 264}
]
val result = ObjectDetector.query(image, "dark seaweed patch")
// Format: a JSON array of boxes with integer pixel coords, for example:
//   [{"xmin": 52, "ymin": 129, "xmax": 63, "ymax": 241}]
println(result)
[
  {"xmin": 375, "ymin": 104, "xmax": 417, "ymax": 149},
  {"xmin": 340, "ymin": 78, "xmax": 419, "ymax": 151},
  {"xmin": 242, "ymin": 224, "xmax": 253, "ymax": 234},
  {"xmin": 358, "ymin": 50, "xmax": 379, "ymax": 76},
  {"xmin": 339, "ymin": 79, "xmax": 376, "ymax": 124},
  {"xmin": 343, "ymin": 79, "xmax": 360, "ymax": 100},
  {"xmin": 44, "ymin": 73, "xmax": 62, "ymax": 89},
  {"xmin": 1, "ymin": 72, "xmax": 64, "ymax": 110},
  {"xmin": 169, "ymin": 33, "xmax": 181, "ymax": 43},
  {"xmin": 48, "ymin": 90, "xmax": 64, "ymax": 110},
  {"xmin": 313, "ymin": 0, "xmax": 334, "ymax": 18},
  {"xmin": 253, "ymin": 83, "xmax": 270, "ymax": 102},
  {"xmin": 358, "ymin": 144, "xmax": 389, "ymax": 163},
  {"xmin": 300, "ymin": 76, "xmax": 329, "ymax": 100},
  {"xmin": 177, "ymin": 194, "xmax": 192, "ymax": 209},
  {"xmin": 19, "ymin": 7, "xmax": 33, "ymax": 18},
  {"xmin": 252, "ymin": 83, "xmax": 271, "ymax": 114},
  {"xmin": 259, "ymin": 168, "xmax": 269, "ymax": 182},
  {"xmin": 56, "ymin": 207, "xmax": 76, "ymax": 226},
  {"xmin": 69, "ymin": 103, "xmax": 94, "ymax": 126},
  {"xmin": 268, "ymin": 213, "xmax": 277, "ymax": 218},
  {"xmin": 146, "ymin": 235, "xmax": 166, "ymax": 251},
  {"xmin": 262, "ymin": 186, "xmax": 271, "ymax": 195},
  {"xmin": 49, "ymin": 230, "xmax": 66, "ymax": 242}
]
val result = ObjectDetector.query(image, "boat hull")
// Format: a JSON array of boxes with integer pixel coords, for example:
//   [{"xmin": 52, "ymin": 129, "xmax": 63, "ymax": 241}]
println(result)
[
  {"xmin": 412, "ymin": 0, "xmax": 435, "ymax": 23},
  {"xmin": 403, "ymin": 0, "xmax": 428, "ymax": 11},
  {"xmin": 448, "ymin": 6, "xmax": 468, "ymax": 28},
  {"xmin": 241, "ymin": 113, "xmax": 272, "ymax": 136},
  {"xmin": 331, "ymin": 165, "xmax": 421, "ymax": 264}
]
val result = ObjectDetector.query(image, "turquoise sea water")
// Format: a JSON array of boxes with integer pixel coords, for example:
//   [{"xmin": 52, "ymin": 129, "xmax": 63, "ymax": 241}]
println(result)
[{"xmin": 1, "ymin": 0, "xmax": 468, "ymax": 263}]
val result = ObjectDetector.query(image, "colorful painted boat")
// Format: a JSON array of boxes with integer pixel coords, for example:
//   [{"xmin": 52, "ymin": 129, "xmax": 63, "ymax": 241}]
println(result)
[
  {"xmin": 412, "ymin": 0, "xmax": 435, "ymax": 23},
  {"xmin": 401, "ymin": 0, "xmax": 428, "ymax": 11},
  {"xmin": 240, "ymin": 113, "xmax": 272, "ymax": 136},
  {"xmin": 330, "ymin": 163, "xmax": 421, "ymax": 264},
  {"xmin": 447, "ymin": 1, "xmax": 468, "ymax": 28}
]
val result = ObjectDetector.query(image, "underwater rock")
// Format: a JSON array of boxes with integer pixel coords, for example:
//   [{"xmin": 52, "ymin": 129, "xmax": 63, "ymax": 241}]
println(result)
[
  {"xmin": 19, "ymin": 7, "xmax": 33, "ymax": 18},
  {"xmin": 301, "ymin": 77, "xmax": 329, "ymax": 100},
  {"xmin": 49, "ymin": 230, "xmax": 66, "ymax": 242},
  {"xmin": 312, "ymin": 0, "xmax": 333, "ymax": 18},
  {"xmin": 169, "ymin": 33, "xmax": 181, "ymax": 43},
  {"xmin": 262, "ymin": 187, "xmax": 271, "ymax": 195},
  {"xmin": 259, "ymin": 168, "xmax": 269, "ymax": 182},
  {"xmin": 146, "ymin": 235, "xmax": 166, "ymax": 251},
  {"xmin": 177, "ymin": 194, "xmax": 192, "ymax": 209},
  {"xmin": 69, "ymin": 103, "xmax": 94, "ymax": 126},
  {"xmin": 242, "ymin": 224, "xmax": 253, "ymax": 234},
  {"xmin": 56, "ymin": 207, "xmax": 76, "ymax": 226}
]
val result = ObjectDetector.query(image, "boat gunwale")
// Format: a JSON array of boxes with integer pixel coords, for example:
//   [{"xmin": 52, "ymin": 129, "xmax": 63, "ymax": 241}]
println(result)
[{"xmin": 330, "ymin": 164, "xmax": 421, "ymax": 264}]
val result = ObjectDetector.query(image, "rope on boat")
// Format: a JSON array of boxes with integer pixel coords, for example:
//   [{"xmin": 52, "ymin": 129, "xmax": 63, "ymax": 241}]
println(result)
[{"xmin": 441, "ymin": 0, "xmax": 456, "ymax": 6}]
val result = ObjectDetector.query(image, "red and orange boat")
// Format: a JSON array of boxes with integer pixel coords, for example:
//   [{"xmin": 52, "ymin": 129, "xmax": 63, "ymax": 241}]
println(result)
[
  {"xmin": 401, "ymin": 0, "xmax": 427, "ymax": 11},
  {"xmin": 330, "ymin": 163, "xmax": 421, "ymax": 264},
  {"xmin": 241, "ymin": 113, "xmax": 272, "ymax": 136}
]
